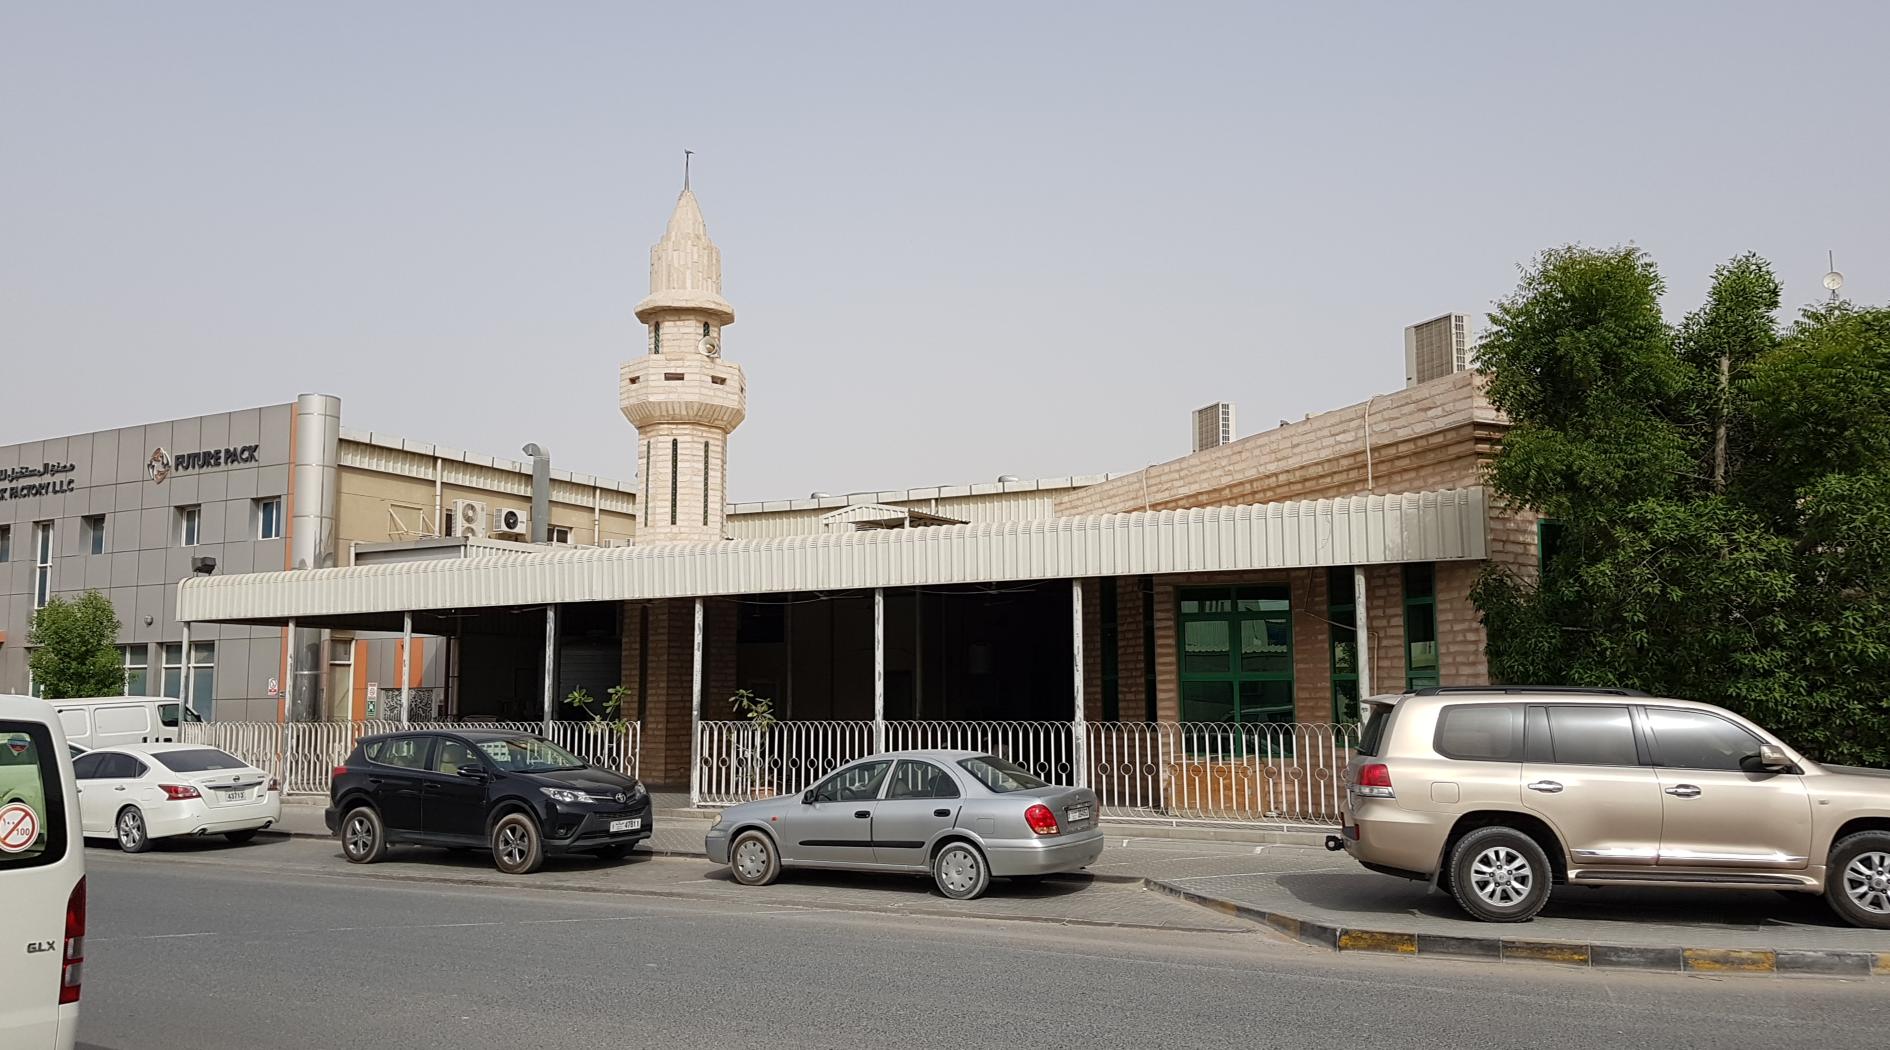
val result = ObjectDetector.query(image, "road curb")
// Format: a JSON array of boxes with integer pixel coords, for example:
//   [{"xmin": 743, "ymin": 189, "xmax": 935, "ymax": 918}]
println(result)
[{"xmin": 1142, "ymin": 878, "xmax": 1890, "ymax": 977}]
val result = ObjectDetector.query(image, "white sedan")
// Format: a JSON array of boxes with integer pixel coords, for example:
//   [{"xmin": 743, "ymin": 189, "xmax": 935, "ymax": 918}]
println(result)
[{"xmin": 74, "ymin": 743, "xmax": 282, "ymax": 852}]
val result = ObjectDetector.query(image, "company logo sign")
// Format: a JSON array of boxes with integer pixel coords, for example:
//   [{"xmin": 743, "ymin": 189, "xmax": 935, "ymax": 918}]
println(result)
[
  {"xmin": 0, "ymin": 460, "xmax": 76, "ymax": 502},
  {"xmin": 148, "ymin": 443, "xmax": 260, "ymax": 485}
]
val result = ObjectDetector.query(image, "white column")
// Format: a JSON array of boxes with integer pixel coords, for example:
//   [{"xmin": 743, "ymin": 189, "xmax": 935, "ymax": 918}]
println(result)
[
  {"xmin": 399, "ymin": 611, "xmax": 413, "ymax": 727},
  {"xmin": 281, "ymin": 618, "xmax": 296, "ymax": 791},
  {"xmin": 178, "ymin": 621, "xmax": 191, "ymax": 737},
  {"xmin": 873, "ymin": 588, "xmax": 886, "ymax": 753},
  {"xmin": 541, "ymin": 605, "xmax": 558, "ymax": 737},
  {"xmin": 1071, "ymin": 579, "xmax": 1087, "ymax": 788},
  {"xmin": 1353, "ymin": 566, "xmax": 1372, "ymax": 702},
  {"xmin": 689, "ymin": 597, "xmax": 704, "ymax": 807}
]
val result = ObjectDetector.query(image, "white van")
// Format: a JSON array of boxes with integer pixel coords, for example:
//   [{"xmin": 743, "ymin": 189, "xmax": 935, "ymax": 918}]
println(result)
[
  {"xmin": 49, "ymin": 696, "xmax": 202, "ymax": 752},
  {"xmin": 0, "ymin": 694, "xmax": 85, "ymax": 1050}
]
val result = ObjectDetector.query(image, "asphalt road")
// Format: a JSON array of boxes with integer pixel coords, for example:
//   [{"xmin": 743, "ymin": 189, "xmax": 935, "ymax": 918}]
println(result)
[{"xmin": 80, "ymin": 842, "xmax": 1884, "ymax": 1050}]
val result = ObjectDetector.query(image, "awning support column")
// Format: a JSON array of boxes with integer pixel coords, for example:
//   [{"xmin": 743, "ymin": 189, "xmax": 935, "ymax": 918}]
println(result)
[
  {"xmin": 1071, "ymin": 579, "xmax": 1087, "ymax": 788},
  {"xmin": 1353, "ymin": 567, "xmax": 1372, "ymax": 703},
  {"xmin": 399, "ymin": 611, "xmax": 414, "ymax": 727},
  {"xmin": 873, "ymin": 588, "xmax": 886, "ymax": 753},
  {"xmin": 690, "ymin": 597, "xmax": 704, "ymax": 807},
  {"xmin": 541, "ymin": 605, "xmax": 558, "ymax": 738},
  {"xmin": 179, "ymin": 620, "xmax": 192, "ymax": 735}
]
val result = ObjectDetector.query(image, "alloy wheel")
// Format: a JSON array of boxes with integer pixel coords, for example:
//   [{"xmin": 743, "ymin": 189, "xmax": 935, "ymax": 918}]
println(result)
[
  {"xmin": 344, "ymin": 815, "xmax": 374, "ymax": 859},
  {"xmin": 497, "ymin": 823, "xmax": 530, "ymax": 869},
  {"xmin": 118, "ymin": 810, "xmax": 144, "ymax": 850},
  {"xmin": 1469, "ymin": 845, "xmax": 1532, "ymax": 908},
  {"xmin": 1843, "ymin": 851, "xmax": 1890, "ymax": 915}
]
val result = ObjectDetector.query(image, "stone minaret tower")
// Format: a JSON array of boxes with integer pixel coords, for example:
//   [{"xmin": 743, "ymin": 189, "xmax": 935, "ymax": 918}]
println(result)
[{"xmin": 621, "ymin": 186, "xmax": 746, "ymax": 543}]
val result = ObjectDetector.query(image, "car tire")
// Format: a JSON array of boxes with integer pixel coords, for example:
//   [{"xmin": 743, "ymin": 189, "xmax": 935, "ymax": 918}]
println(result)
[
  {"xmin": 340, "ymin": 806, "xmax": 388, "ymax": 865},
  {"xmin": 491, "ymin": 812, "xmax": 545, "ymax": 875},
  {"xmin": 592, "ymin": 843, "xmax": 632, "ymax": 860},
  {"xmin": 225, "ymin": 829, "xmax": 259, "ymax": 845},
  {"xmin": 116, "ymin": 806, "xmax": 153, "ymax": 854},
  {"xmin": 728, "ymin": 830, "xmax": 781, "ymax": 886},
  {"xmin": 1448, "ymin": 826, "xmax": 1552, "ymax": 922},
  {"xmin": 932, "ymin": 841, "xmax": 991, "ymax": 901},
  {"xmin": 1825, "ymin": 831, "xmax": 1890, "ymax": 930}
]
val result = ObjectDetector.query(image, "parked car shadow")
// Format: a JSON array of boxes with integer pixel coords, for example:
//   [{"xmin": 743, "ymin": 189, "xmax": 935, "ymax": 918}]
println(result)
[{"xmin": 699, "ymin": 864, "xmax": 1098, "ymax": 900}]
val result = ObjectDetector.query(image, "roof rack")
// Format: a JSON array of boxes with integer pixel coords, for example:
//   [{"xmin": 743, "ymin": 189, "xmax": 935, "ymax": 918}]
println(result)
[{"xmin": 1411, "ymin": 685, "xmax": 1650, "ymax": 698}]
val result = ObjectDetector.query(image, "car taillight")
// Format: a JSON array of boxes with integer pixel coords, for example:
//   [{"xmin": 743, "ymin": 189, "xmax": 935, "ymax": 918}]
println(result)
[
  {"xmin": 60, "ymin": 877, "xmax": 85, "ymax": 1005},
  {"xmin": 268, "ymin": 778, "xmax": 281, "ymax": 793},
  {"xmin": 160, "ymin": 784, "xmax": 201, "ymax": 801},
  {"xmin": 1024, "ymin": 804, "xmax": 1059, "ymax": 836},
  {"xmin": 1354, "ymin": 763, "xmax": 1395, "ymax": 799},
  {"xmin": 332, "ymin": 766, "xmax": 348, "ymax": 781}
]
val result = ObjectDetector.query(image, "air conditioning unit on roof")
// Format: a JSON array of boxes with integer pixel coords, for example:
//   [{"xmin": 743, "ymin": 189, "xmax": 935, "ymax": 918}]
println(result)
[
  {"xmin": 491, "ymin": 506, "xmax": 530, "ymax": 538},
  {"xmin": 452, "ymin": 499, "xmax": 487, "ymax": 539}
]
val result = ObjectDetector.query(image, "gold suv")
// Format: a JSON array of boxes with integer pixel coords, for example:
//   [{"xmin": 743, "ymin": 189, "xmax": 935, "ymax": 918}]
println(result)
[{"xmin": 1334, "ymin": 687, "xmax": 1890, "ymax": 927}]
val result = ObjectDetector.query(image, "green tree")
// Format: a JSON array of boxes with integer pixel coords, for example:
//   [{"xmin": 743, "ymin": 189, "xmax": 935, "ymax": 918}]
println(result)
[
  {"xmin": 1474, "ymin": 248, "xmax": 1890, "ymax": 765},
  {"xmin": 28, "ymin": 590, "xmax": 126, "ymax": 699}
]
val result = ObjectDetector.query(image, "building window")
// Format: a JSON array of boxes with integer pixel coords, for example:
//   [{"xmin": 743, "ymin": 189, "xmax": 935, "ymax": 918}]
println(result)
[
  {"xmin": 1176, "ymin": 586, "xmax": 1294, "ymax": 727},
  {"xmin": 32, "ymin": 521, "xmax": 53, "ymax": 609},
  {"xmin": 162, "ymin": 642, "xmax": 215, "ymax": 715},
  {"xmin": 329, "ymin": 639, "xmax": 356, "ymax": 719},
  {"xmin": 178, "ymin": 506, "xmax": 202, "ymax": 546},
  {"xmin": 702, "ymin": 441, "xmax": 711, "ymax": 527},
  {"xmin": 1328, "ymin": 567, "xmax": 1359, "ymax": 723},
  {"xmin": 650, "ymin": 322, "xmax": 660, "ymax": 354},
  {"xmin": 669, "ymin": 439, "xmax": 679, "ymax": 526},
  {"xmin": 548, "ymin": 526, "xmax": 571, "ymax": 544},
  {"xmin": 0, "ymin": 523, "xmax": 9, "ymax": 562},
  {"xmin": 83, "ymin": 515, "xmax": 107, "ymax": 555},
  {"xmin": 1403, "ymin": 563, "xmax": 1440, "ymax": 691},
  {"xmin": 122, "ymin": 645, "xmax": 149, "ymax": 695},
  {"xmin": 257, "ymin": 497, "xmax": 283, "ymax": 540},
  {"xmin": 1099, "ymin": 577, "xmax": 1120, "ymax": 722}
]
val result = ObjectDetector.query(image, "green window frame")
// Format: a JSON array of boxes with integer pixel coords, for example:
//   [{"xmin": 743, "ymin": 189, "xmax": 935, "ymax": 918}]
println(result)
[
  {"xmin": 1403, "ymin": 563, "xmax": 1439, "ymax": 691},
  {"xmin": 1177, "ymin": 585, "xmax": 1294, "ymax": 727},
  {"xmin": 1327, "ymin": 567, "xmax": 1359, "ymax": 723}
]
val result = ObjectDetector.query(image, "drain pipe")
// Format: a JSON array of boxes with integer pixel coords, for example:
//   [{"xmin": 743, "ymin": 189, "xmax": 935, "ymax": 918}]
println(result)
[{"xmin": 522, "ymin": 443, "xmax": 551, "ymax": 544}]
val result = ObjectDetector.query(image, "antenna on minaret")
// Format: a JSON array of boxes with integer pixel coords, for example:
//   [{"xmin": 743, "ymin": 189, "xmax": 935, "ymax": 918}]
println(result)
[
  {"xmin": 1823, "ymin": 250, "xmax": 1845, "ymax": 303},
  {"xmin": 683, "ymin": 149, "xmax": 694, "ymax": 191}
]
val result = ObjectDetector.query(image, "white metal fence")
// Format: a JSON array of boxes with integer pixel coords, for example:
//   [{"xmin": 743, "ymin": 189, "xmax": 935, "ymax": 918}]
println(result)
[
  {"xmin": 696, "ymin": 720, "xmax": 1357, "ymax": 825},
  {"xmin": 182, "ymin": 720, "xmax": 642, "ymax": 796}
]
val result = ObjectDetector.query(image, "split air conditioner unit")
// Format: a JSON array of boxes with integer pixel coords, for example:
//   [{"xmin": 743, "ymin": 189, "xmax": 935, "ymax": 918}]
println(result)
[
  {"xmin": 492, "ymin": 506, "xmax": 530, "ymax": 538},
  {"xmin": 453, "ymin": 499, "xmax": 488, "ymax": 539}
]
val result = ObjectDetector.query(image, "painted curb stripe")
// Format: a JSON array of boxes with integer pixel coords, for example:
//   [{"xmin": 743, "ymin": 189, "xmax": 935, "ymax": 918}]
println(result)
[
  {"xmin": 1501, "ymin": 940, "xmax": 1590, "ymax": 965},
  {"xmin": 1683, "ymin": 948, "xmax": 1777, "ymax": 974},
  {"xmin": 1338, "ymin": 929, "xmax": 1417, "ymax": 954}
]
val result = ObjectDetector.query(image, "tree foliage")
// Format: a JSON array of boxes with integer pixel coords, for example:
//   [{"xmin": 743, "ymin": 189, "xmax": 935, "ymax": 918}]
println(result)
[
  {"xmin": 1474, "ymin": 247, "xmax": 1890, "ymax": 765},
  {"xmin": 27, "ymin": 590, "xmax": 126, "ymax": 700}
]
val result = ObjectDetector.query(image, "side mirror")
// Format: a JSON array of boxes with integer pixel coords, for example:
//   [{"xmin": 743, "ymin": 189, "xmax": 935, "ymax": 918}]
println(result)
[
  {"xmin": 1757, "ymin": 744, "xmax": 1795, "ymax": 773},
  {"xmin": 456, "ymin": 766, "xmax": 491, "ymax": 780},
  {"xmin": 802, "ymin": 790, "xmax": 815, "ymax": 805}
]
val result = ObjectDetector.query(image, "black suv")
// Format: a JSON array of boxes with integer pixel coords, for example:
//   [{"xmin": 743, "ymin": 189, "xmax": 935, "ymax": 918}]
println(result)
[{"xmin": 324, "ymin": 730, "xmax": 652, "ymax": 874}]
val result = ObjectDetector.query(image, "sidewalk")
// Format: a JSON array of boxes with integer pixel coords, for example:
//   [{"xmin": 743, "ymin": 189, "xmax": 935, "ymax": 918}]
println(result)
[{"xmin": 274, "ymin": 800, "xmax": 1890, "ymax": 974}]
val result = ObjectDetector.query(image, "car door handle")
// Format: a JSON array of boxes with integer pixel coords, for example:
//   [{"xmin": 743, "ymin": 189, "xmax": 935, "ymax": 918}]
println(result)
[
  {"xmin": 1665, "ymin": 784, "xmax": 1702, "ymax": 798},
  {"xmin": 933, "ymin": 809, "xmax": 951, "ymax": 818},
  {"xmin": 1526, "ymin": 780, "xmax": 1563, "ymax": 793},
  {"xmin": 114, "ymin": 786, "xmax": 127, "ymax": 792},
  {"xmin": 854, "ymin": 810, "xmax": 871, "ymax": 819}
]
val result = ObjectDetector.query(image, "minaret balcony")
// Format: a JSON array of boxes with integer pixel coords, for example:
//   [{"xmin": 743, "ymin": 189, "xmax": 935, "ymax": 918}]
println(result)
[{"xmin": 619, "ymin": 355, "xmax": 747, "ymax": 431}]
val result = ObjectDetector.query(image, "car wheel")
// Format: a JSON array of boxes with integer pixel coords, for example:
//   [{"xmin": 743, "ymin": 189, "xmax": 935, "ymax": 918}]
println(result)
[
  {"xmin": 225, "ymin": 829, "xmax": 259, "ymax": 845},
  {"xmin": 491, "ymin": 813, "xmax": 545, "ymax": 875},
  {"xmin": 728, "ymin": 830, "xmax": 781, "ymax": 886},
  {"xmin": 116, "ymin": 806, "xmax": 153, "ymax": 854},
  {"xmin": 1825, "ymin": 831, "xmax": 1890, "ymax": 930},
  {"xmin": 1448, "ymin": 826, "xmax": 1552, "ymax": 922},
  {"xmin": 932, "ymin": 841, "xmax": 991, "ymax": 901},
  {"xmin": 340, "ymin": 806, "xmax": 388, "ymax": 864}
]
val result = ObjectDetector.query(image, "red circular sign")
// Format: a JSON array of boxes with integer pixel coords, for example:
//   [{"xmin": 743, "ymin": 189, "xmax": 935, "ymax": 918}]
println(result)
[{"xmin": 0, "ymin": 801, "xmax": 40, "ymax": 853}]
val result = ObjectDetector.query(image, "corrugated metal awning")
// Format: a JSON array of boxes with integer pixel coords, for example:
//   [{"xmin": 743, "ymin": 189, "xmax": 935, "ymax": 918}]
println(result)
[{"xmin": 177, "ymin": 488, "xmax": 1488, "ymax": 625}]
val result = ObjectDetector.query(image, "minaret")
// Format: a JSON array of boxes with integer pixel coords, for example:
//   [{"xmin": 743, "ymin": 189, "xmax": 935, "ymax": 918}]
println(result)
[{"xmin": 621, "ymin": 184, "xmax": 746, "ymax": 543}]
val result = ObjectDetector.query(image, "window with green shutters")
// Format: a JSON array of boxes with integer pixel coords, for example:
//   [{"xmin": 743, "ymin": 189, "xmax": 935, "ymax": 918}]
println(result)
[
  {"xmin": 1403, "ymin": 563, "xmax": 1440, "ymax": 690},
  {"xmin": 1327, "ymin": 567, "xmax": 1359, "ymax": 722},
  {"xmin": 1177, "ymin": 586, "xmax": 1294, "ymax": 726}
]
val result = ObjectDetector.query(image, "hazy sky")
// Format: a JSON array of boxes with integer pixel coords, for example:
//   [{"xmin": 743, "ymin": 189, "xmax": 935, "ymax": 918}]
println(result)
[{"xmin": 5, "ymin": 3, "xmax": 1884, "ymax": 500}]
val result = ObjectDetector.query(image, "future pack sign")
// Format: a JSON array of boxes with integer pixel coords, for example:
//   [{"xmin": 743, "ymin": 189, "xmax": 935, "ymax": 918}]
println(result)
[
  {"xmin": 0, "ymin": 460, "xmax": 76, "ymax": 502},
  {"xmin": 147, "ymin": 444, "xmax": 261, "ymax": 485}
]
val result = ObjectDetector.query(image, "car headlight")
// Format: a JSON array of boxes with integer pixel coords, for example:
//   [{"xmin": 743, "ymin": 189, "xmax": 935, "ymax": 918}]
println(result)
[
  {"xmin": 628, "ymin": 781, "xmax": 647, "ymax": 803},
  {"xmin": 540, "ymin": 787, "xmax": 592, "ymax": 804}
]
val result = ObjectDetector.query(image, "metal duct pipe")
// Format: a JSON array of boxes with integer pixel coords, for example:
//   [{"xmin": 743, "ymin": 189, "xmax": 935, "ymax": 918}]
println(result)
[{"xmin": 522, "ymin": 443, "xmax": 551, "ymax": 544}]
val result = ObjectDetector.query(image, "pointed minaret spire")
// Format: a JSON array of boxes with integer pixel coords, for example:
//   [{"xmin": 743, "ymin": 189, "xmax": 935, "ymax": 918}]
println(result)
[
  {"xmin": 635, "ymin": 178, "xmax": 734, "ymax": 325},
  {"xmin": 683, "ymin": 149, "xmax": 693, "ymax": 190}
]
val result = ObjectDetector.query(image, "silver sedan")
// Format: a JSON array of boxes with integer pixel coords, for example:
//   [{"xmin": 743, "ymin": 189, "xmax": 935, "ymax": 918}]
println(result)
[{"xmin": 705, "ymin": 749, "xmax": 1105, "ymax": 900}]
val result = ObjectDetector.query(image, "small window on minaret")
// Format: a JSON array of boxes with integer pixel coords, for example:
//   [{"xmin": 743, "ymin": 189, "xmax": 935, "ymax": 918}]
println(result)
[
  {"xmin": 702, "ymin": 322, "xmax": 711, "ymax": 337},
  {"xmin": 650, "ymin": 323, "xmax": 660, "ymax": 354}
]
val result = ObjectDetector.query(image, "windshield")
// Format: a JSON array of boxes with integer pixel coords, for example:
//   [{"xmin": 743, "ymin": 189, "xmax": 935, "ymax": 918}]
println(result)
[
  {"xmin": 956, "ymin": 755, "xmax": 1047, "ymax": 794},
  {"xmin": 155, "ymin": 748, "xmax": 247, "ymax": 773},
  {"xmin": 473, "ymin": 736, "xmax": 588, "ymax": 773},
  {"xmin": 157, "ymin": 703, "xmax": 204, "ymax": 729}
]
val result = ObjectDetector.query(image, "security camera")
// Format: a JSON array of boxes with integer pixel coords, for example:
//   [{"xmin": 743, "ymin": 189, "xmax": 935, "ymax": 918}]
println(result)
[{"xmin": 191, "ymin": 556, "xmax": 217, "ymax": 575}]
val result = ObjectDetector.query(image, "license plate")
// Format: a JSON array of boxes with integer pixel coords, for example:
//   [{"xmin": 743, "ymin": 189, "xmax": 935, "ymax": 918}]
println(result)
[
  {"xmin": 1066, "ymin": 805, "xmax": 1091, "ymax": 823},
  {"xmin": 222, "ymin": 789, "xmax": 247, "ymax": 802},
  {"xmin": 609, "ymin": 818, "xmax": 642, "ymax": 833}
]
